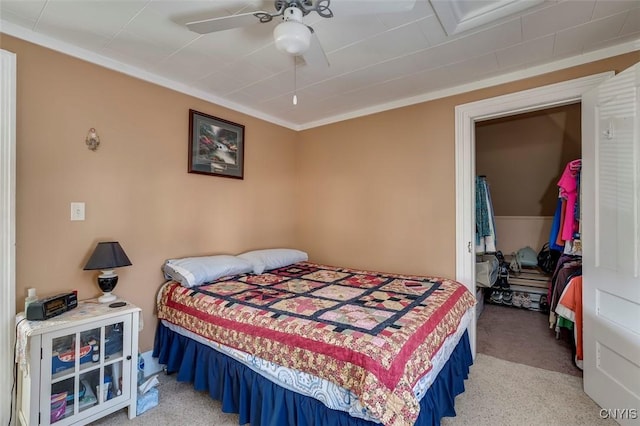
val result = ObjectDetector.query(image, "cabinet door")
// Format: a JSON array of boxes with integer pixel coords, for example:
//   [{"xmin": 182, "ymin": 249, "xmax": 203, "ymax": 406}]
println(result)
[{"xmin": 40, "ymin": 314, "xmax": 132, "ymax": 425}]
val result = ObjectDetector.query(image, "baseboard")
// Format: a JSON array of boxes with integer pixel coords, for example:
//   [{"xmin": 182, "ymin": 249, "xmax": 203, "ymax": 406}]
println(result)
[{"xmin": 140, "ymin": 350, "xmax": 164, "ymax": 378}]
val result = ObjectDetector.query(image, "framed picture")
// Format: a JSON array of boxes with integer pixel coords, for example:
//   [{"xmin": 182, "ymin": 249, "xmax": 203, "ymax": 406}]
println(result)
[{"xmin": 188, "ymin": 109, "xmax": 245, "ymax": 179}]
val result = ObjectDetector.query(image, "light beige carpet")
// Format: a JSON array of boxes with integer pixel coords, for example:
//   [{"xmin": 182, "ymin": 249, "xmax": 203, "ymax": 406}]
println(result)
[
  {"xmin": 476, "ymin": 303, "xmax": 581, "ymax": 377},
  {"xmin": 92, "ymin": 354, "xmax": 613, "ymax": 426}
]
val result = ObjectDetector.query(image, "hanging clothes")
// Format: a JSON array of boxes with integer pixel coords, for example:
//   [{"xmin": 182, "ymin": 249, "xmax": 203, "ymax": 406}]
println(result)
[
  {"xmin": 475, "ymin": 176, "xmax": 497, "ymax": 253},
  {"xmin": 548, "ymin": 198, "xmax": 564, "ymax": 251},
  {"xmin": 556, "ymin": 274, "xmax": 584, "ymax": 370},
  {"xmin": 558, "ymin": 159, "xmax": 581, "ymax": 241},
  {"xmin": 548, "ymin": 159, "xmax": 582, "ymax": 254},
  {"xmin": 548, "ymin": 254, "xmax": 581, "ymax": 328}
]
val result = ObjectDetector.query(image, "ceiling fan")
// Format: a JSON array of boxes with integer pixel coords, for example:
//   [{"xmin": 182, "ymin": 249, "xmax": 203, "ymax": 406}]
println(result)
[{"xmin": 186, "ymin": 0, "xmax": 417, "ymax": 68}]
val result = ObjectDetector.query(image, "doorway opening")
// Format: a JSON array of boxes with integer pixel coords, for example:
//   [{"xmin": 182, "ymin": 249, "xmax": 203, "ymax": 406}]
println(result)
[
  {"xmin": 454, "ymin": 71, "xmax": 613, "ymax": 358},
  {"xmin": 474, "ymin": 104, "xmax": 582, "ymax": 377}
]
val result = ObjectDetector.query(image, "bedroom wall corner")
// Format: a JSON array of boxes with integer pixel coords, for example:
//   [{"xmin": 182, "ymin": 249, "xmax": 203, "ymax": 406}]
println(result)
[
  {"xmin": 295, "ymin": 51, "xmax": 640, "ymax": 279},
  {"xmin": 1, "ymin": 34, "xmax": 300, "ymax": 351}
]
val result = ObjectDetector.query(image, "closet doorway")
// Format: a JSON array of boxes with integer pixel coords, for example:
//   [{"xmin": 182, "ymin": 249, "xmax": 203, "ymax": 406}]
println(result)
[
  {"xmin": 457, "ymin": 65, "xmax": 640, "ymax": 418},
  {"xmin": 453, "ymin": 71, "xmax": 612, "ymax": 358},
  {"xmin": 474, "ymin": 104, "xmax": 582, "ymax": 377}
]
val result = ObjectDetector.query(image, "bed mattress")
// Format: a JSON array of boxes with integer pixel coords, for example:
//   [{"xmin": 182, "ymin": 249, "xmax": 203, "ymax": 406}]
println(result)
[{"xmin": 156, "ymin": 261, "xmax": 476, "ymax": 426}]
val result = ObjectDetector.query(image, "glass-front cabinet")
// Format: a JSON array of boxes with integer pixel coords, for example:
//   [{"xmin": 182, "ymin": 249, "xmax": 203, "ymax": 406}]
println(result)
[{"xmin": 16, "ymin": 301, "xmax": 140, "ymax": 426}]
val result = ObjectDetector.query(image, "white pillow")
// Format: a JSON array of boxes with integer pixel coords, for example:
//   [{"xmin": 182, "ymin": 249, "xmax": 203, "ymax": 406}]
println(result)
[
  {"xmin": 236, "ymin": 248, "xmax": 308, "ymax": 274},
  {"xmin": 163, "ymin": 255, "xmax": 253, "ymax": 288}
]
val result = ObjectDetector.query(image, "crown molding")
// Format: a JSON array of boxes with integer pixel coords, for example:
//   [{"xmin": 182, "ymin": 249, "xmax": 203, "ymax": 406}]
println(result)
[
  {"xmin": 0, "ymin": 20, "xmax": 299, "ymax": 130},
  {"xmin": 1, "ymin": 19, "xmax": 638, "ymax": 132},
  {"xmin": 299, "ymin": 38, "xmax": 639, "ymax": 130}
]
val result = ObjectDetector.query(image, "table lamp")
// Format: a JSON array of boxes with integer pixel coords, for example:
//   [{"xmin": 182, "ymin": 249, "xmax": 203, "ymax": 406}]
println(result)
[{"xmin": 83, "ymin": 242, "xmax": 132, "ymax": 303}]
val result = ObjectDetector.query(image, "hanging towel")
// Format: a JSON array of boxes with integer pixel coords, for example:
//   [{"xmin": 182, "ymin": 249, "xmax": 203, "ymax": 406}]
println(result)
[{"xmin": 475, "ymin": 176, "xmax": 496, "ymax": 253}]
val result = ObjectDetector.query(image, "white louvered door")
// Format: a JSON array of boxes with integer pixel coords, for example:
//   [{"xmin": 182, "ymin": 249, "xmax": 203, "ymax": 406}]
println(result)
[{"xmin": 581, "ymin": 62, "xmax": 640, "ymax": 425}]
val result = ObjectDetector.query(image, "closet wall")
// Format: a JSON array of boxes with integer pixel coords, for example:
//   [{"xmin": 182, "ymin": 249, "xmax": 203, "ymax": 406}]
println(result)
[{"xmin": 476, "ymin": 103, "xmax": 581, "ymax": 254}]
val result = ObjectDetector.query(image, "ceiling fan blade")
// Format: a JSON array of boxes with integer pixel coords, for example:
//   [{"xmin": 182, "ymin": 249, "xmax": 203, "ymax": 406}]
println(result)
[
  {"xmin": 186, "ymin": 10, "xmax": 270, "ymax": 34},
  {"xmin": 327, "ymin": 0, "xmax": 416, "ymax": 17},
  {"xmin": 301, "ymin": 28, "xmax": 329, "ymax": 68}
]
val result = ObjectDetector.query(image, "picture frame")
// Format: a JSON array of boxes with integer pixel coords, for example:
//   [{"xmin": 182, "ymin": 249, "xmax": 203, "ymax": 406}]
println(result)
[{"xmin": 188, "ymin": 109, "xmax": 245, "ymax": 179}]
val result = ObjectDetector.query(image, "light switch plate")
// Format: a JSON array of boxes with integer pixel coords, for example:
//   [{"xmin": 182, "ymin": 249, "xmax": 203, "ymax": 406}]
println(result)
[{"xmin": 70, "ymin": 202, "xmax": 85, "ymax": 221}]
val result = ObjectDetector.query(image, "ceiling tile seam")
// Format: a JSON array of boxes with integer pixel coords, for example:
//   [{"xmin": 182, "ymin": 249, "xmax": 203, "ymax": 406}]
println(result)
[
  {"xmin": 565, "ymin": 8, "xmax": 633, "ymax": 41},
  {"xmin": 204, "ymin": 47, "xmax": 278, "ymax": 80},
  {"xmin": 334, "ymin": 38, "xmax": 498, "ymax": 88},
  {"xmin": 150, "ymin": 33, "xmax": 205, "ymax": 71},
  {"xmin": 406, "ymin": 16, "xmax": 523, "ymax": 62},
  {"xmin": 317, "ymin": 15, "xmax": 393, "ymax": 55},
  {"xmin": 619, "ymin": 9, "xmax": 636, "ymax": 38},
  {"xmin": 308, "ymin": 65, "xmax": 455, "ymax": 108},
  {"xmin": 588, "ymin": 0, "xmax": 597, "ymax": 21},
  {"xmin": 605, "ymin": 9, "xmax": 630, "ymax": 40},
  {"xmin": 375, "ymin": 17, "xmax": 431, "ymax": 36},
  {"xmin": 257, "ymin": 70, "xmax": 369, "ymax": 105},
  {"xmin": 552, "ymin": 33, "xmax": 559, "ymax": 57},
  {"xmin": 520, "ymin": 0, "xmax": 558, "ymax": 19},
  {"xmin": 245, "ymin": 80, "xmax": 327, "ymax": 106},
  {"xmin": 240, "ymin": 42, "xmax": 278, "ymax": 59},
  {"xmin": 592, "ymin": 30, "xmax": 640, "ymax": 55},
  {"xmin": 190, "ymin": 57, "xmax": 250, "ymax": 89},
  {"xmin": 102, "ymin": 0, "xmax": 152, "ymax": 50},
  {"xmin": 215, "ymin": 65, "xmax": 292, "ymax": 98},
  {"xmin": 288, "ymin": 56, "xmax": 422, "ymax": 100},
  {"xmin": 588, "ymin": 0, "xmax": 598, "ymax": 22},
  {"xmin": 415, "ymin": 16, "xmax": 440, "ymax": 45},
  {"xmin": 435, "ymin": 12, "xmax": 522, "ymax": 45},
  {"xmin": 492, "ymin": 51, "xmax": 500, "ymax": 71},
  {"xmin": 493, "ymin": 33, "xmax": 555, "ymax": 68},
  {"xmin": 32, "ymin": 0, "xmax": 49, "ymax": 32},
  {"xmin": 312, "ymin": 49, "xmax": 505, "ymax": 105},
  {"xmin": 519, "ymin": 16, "xmax": 523, "ymax": 41}
]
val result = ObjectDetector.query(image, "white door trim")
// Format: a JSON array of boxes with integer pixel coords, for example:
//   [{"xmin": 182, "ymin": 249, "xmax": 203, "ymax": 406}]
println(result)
[
  {"xmin": 455, "ymin": 71, "xmax": 614, "ymax": 357},
  {"xmin": 1, "ymin": 49, "xmax": 17, "ymax": 425}
]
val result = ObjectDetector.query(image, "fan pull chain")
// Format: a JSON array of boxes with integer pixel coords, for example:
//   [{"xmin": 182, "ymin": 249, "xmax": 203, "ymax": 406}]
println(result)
[{"xmin": 293, "ymin": 57, "xmax": 298, "ymax": 106}]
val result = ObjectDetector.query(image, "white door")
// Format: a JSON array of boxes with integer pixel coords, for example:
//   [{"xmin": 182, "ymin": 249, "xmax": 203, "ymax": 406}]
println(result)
[{"xmin": 581, "ymin": 62, "xmax": 640, "ymax": 425}]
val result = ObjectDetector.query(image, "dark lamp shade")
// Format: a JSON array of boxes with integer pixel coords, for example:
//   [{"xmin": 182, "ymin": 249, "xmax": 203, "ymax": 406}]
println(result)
[{"xmin": 83, "ymin": 242, "xmax": 132, "ymax": 270}]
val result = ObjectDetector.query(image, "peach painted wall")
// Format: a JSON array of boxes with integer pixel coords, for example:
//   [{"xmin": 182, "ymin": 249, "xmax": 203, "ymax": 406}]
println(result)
[
  {"xmin": 296, "ymin": 52, "xmax": 639, "ymax": 278},
  {"xmin": 1, "ymin": 35, "xmax": 299, "ymax": 350}
]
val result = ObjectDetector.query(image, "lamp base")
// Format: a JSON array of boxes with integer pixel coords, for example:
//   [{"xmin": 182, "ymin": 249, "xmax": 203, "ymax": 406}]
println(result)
[{"xmin": 98, "ymin": 292, "xmax": 117, "ymax": 303}]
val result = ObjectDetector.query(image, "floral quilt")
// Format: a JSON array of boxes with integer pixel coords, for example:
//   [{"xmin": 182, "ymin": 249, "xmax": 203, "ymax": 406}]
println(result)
[{"xmin": 157, "ymin": 262, "xmax": 476, "ymax": 426}]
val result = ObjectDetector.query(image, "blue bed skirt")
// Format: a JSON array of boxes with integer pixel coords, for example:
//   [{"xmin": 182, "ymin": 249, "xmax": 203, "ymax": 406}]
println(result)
[{"xmin": 152, "ymin": 323, "xmax": 472, "ymax": 426}]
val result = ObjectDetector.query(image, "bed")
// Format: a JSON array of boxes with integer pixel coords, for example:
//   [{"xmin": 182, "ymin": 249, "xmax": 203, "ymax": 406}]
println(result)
[{"xmin": 153, "ymin": 258, "xmax": 476, "ymax": 426}]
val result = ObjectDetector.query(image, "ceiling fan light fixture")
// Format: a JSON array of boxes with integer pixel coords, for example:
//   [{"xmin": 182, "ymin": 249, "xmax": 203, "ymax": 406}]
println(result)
[{"xmin": 273, "ymin": 20, "xmax": 311, "ymax": 55}]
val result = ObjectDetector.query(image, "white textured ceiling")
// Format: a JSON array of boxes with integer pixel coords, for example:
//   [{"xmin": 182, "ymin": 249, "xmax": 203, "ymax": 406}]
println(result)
[{"xmin": 1, "ymin": 0, "xmax": 639, "ymax": 129}]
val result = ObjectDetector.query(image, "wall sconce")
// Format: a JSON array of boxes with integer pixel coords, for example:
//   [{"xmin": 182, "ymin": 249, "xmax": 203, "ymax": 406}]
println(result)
[{"xmin": 86, "ymin": 128, "xmax": 100, "ymax": 151}]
